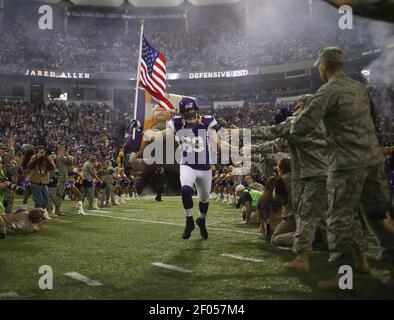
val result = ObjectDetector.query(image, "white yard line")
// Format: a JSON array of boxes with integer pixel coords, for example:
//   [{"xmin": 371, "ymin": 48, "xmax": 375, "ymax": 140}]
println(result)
[
  {"xmin": 88, "ymin": 213, "xmax": 261, "ymax": 236},
  {"xmin": 86, "ymin": 210, "xmax": 111, "ymax": 214},
  {"xmin": 221, "ymin": 253, "xmax": 263, "ymax": 263},
  {"xmin": 0, "ymin": 292, "xmax": 19, "ymax": 298},
  {"xmin": 64, "ymin": 272, "xmax": 102, "ymax": 287},
  {"xmin": 151, "ymin": 262, "xmax": 192, "ymax": 273},
  {"xmin": 277, "ymin": 246, "xmax": 292, "ymax": 251}
]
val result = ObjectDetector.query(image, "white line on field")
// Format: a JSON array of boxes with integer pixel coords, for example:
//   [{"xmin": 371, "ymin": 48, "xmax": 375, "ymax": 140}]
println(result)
[
  {"xmin": 88, "ymin": 213, "xmax": 260, "ymax": 236},
  {"xmin": 64, "ymin": 272, "xmax": 102, "ymax": 286},
  {"xmin": 0, "ymin": 292, "xmax": 19, "ymax": 298},
  {"xmin": 151, "ymin": 262, "xmax": 192, "ymax": 273},
  {"xmin": 277, "ymin": 246, "xmax": 292, "ymax": 251},
  {"xmin": 86, "ymin": 210, "xmax": 111, "ymax": 214},
  {"xmin": 221, "ymin": 253, "xmax": 263, "ymax": 263}
]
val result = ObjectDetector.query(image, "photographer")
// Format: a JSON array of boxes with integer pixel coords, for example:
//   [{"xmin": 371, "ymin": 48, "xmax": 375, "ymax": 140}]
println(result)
[
  {"xmin": 0, "ymin": 137, "xmax": 16, "ymax": 214},
  {"xmin": 28, "ymin": 146, "xmax": 55, "ymax": 219},
  {"xmin": 0, "ymin": 156, "xmax": 24, "ymax": 214},
  {"xmin": 0, "ymin": 159, "xmax": 7, "ymax": 214}
]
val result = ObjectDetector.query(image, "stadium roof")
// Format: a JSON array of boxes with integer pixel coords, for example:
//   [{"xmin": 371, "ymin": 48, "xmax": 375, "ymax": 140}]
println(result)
[{"xmin": 36, "ymin": 0, "xmax": 240, "ymax": 7}]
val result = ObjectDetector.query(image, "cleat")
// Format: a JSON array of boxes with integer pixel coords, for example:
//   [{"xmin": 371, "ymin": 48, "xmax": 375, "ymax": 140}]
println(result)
[
  {"xmin": 196, "ymin": 217, "xmax": 208, "ymax": 240},
  {"xmin": 182, "ymin": 217, "xmax": 195, "ymax": 240}
]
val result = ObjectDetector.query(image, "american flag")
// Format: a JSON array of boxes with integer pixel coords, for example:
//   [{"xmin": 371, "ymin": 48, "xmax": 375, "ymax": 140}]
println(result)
[{"xmin": 139, "ymin": 35, "xmax": 175, "ymax": 111}]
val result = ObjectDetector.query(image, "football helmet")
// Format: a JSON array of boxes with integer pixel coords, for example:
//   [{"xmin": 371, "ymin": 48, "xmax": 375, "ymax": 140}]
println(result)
[{"xmin": 179, "ymin": 97, "xmax": 198, "ymax": 125}]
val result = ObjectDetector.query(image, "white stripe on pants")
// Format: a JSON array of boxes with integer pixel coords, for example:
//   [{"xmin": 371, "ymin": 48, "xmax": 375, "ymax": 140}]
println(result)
[{"xmin": 179, "ymin": 165, "xmax": 212, "ymax": 203}]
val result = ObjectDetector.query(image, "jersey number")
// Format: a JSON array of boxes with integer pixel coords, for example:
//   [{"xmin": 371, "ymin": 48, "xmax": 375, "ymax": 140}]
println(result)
[{"xmin": 182, "ymin": 136, "xmax": 204, "ymax": 153}]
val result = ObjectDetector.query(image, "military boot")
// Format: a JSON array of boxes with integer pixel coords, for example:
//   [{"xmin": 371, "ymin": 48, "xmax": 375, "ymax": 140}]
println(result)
[
  {"xmin": 383, "ymin": 213, "xmax": 394, "ymax": 235},
  {"xmin": 354, "ymin": 252, "xmax": 370, "ymax": 274},
  {"xmin": 283, "ymin": 251, "xmax": 310, "ymax": 273}
]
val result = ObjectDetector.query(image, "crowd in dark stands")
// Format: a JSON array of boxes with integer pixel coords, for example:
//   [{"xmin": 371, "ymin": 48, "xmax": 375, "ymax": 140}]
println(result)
[
  {"xmin": 0, "ymin": 17, "xmax": 390, "ymax": 73},
  {"xmin": 0, "ymin": 101, "xmax": 121, "ymax": 166}
]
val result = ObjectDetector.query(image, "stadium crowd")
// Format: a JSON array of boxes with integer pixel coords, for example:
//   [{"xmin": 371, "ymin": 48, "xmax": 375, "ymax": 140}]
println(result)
[
  {"xmin": 0, "ymin": 100, "xmax": 121, "ymax": 166},
  {"xmin": 0, "ymin": 17, "xmax": 390, "ymax": 73}
]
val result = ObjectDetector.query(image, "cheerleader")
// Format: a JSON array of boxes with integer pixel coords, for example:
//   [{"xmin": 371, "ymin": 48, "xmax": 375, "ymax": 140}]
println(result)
[
  {"xmin": 66, "ymin": 163, "xmax": 86, "ymax": 215},
  {"xmin": 118, "ymin": 168, "xmax": 131, "ymax": 202}
]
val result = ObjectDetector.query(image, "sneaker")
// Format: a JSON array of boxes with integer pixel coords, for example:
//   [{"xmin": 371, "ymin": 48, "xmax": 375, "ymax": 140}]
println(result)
[
  {"xmin": 182, "ymin": 217, "xmax": 195, "ymax": 240},
  {"xmin": 77, "ymin": 202, "xmax": 86, "ymax": 215},
  {"xmin": 93, "ymin": 199, "xmax": 100, "ymax": 210},
  {"xmin": 196, "ymin": 217, "xmax": 208, "ymax": 240},
  {"xmin": 43, "ymin": 209, "xmax": 52, "ymax": 220}
]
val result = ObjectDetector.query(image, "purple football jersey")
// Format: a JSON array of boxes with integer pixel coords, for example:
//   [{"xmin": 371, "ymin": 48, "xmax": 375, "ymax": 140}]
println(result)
[{"xmin": 167, "ymin": 115, "xmax": 221, "ymax": 171}]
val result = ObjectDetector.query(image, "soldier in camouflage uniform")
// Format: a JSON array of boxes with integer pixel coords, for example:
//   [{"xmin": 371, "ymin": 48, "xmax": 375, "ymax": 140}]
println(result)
[
  {"xmin": 247, "ymin": 106, "xmax": 301, "ymax": 247},
  {"xmin": 82, "ymin": 157, "xmax": 98, "ymax": 210},
  {"xmin": 99, "ymin": 161, "xmax": 116, "ymax": 206},
  {"xmin": 290, "ymin": 47, "xmax": 393, "ymax": 289},
  {"xmin": 47, "ymin": 173, "xmax": 59, "ymax": 217},
  {"xmin": 0, "ymin": 142, "xmax": 16, "ymax": 214},
  {"xmin": 250, "ymin": 112, "xmax": 300, "ymax": 213},
  {"xmin": 282, "ymin": 95, "xmax": 329, "ymax": 273},
  {"xmin": 249, "ymin": 96, "xmax": 329, "ymax": 257},
  {"xmin": 54, "ymin": 147, "xmax": 74, "ymax": 215}
]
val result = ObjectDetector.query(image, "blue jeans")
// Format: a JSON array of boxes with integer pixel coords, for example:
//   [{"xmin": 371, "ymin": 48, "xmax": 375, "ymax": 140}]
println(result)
[{"xmin": 31, "ymin": 185, "xmax": 49, "ymax": 209}]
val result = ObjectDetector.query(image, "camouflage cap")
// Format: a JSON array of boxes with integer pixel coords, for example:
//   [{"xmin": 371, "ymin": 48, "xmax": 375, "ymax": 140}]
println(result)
[
  {"xmin": 297, "ymin": 94, "xmax": 314, "ymax": 106},
  {"xmin": 314, "ymin": 47, "xmax": 344, "ymax": 66}
]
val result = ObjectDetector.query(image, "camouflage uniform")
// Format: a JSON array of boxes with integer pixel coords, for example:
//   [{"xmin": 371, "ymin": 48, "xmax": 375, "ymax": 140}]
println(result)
[
  {"xmin": 252, "ymin": 118, "xmax": 301, "ymax": 212},
  {"xmin": 99, "ymin": 167, "xmax": 115, "ymax": 205},
  {"xmin": 2, "ymin": 146, "xmax": 16, "ymax": 214},
  {"xmin": 252, "ymin": 121, "xmax": 299, "ymax": 247},
  {"xmin": 291, "ymin": 119, "xmax": 328, "ymax": 254},
  {"xmin": 55, "ymin": 155, "xmax": 74, "ymax": 214},
  {"xmin": 48, "ymin": 173, "xmax": 58, "ymax": 213},
  {"xmin": 291, "ymin": 50, "xmax": 392, "ymax": 264},
  {"xmin": 82, "ymin": 161, "xmax": 96, "ymax": 210}
]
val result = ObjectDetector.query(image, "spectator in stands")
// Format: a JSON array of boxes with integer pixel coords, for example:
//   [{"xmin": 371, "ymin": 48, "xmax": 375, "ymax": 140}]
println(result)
[
  {"xmin": 245, "ymin": 174, "xmax": 264, "ymax": 192},
  {"xmin": 259, "ymin": 176, "xmax": 283, "ymax": 239},
  {"xmin": 271, "ymin": 158, "xmax": 296, "ymax": 248}
]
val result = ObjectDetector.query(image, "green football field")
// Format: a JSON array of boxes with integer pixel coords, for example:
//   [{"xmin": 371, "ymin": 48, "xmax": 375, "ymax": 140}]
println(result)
[{"xmin": 0, "ymin": 196, "xmax": 393, "ymax": 300}]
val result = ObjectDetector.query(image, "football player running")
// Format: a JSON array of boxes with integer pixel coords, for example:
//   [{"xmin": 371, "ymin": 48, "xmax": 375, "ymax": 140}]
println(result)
[{"xmin": 144, "ymin": 97, "xmax": 239, "ymax": 240}]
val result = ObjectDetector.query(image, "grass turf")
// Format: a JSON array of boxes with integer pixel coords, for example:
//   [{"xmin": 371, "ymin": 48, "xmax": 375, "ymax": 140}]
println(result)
[{"xmin": 0, "ymin": 196, "xmax": 393, "ymax": 300}]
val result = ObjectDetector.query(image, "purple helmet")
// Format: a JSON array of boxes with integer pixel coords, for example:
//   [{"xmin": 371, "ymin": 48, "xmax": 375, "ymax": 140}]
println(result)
[{"xmin": 179, "ymin": 97, "xmax": 198, "ymax": 124}]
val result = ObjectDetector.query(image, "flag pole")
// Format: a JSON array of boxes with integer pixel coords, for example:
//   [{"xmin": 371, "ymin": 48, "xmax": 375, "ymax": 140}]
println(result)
[{"xmin": 132, "ymin": 20, "xmax": 145, "ymax": 139}]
